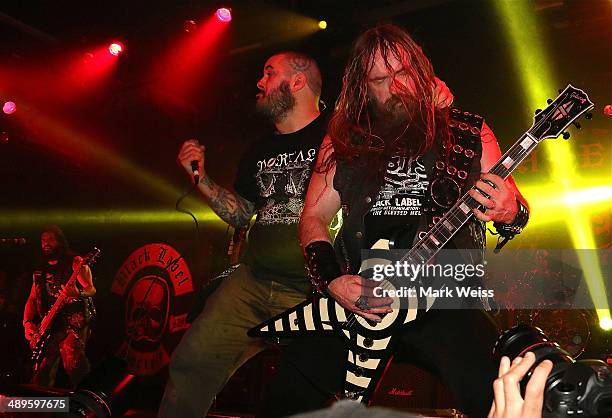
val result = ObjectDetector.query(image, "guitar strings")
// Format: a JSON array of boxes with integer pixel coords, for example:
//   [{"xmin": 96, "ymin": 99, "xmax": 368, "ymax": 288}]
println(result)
[{"xmin": 346, "ymin": 102, "xmax": 564, "ymax": 328}]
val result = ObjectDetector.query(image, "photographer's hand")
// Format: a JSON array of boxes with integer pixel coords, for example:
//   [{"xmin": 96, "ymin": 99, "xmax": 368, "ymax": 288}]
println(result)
[{"xmin": 487, "ymin": 352, "xmax": 554, "ymax": 418}]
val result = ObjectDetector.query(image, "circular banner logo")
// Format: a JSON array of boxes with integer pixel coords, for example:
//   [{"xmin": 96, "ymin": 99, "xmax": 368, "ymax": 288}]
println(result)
[{"xmin": 112, "ymin": 243, "xmax": 194, "ymax": 376}]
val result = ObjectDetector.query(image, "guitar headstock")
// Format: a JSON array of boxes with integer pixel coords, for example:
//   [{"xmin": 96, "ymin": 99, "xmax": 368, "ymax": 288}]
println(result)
[
  {"xmin": 528, "ymin": 84, "xmax": 594, "ymax": 141},
  {"xmin": 83, "ymin": 247, "xmax": 102, "ymax": 266}
]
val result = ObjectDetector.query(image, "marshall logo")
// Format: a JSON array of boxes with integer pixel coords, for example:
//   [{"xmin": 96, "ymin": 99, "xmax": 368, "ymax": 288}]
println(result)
[
  {"xmin": 112, "ymin": 243, "xmax": 194, "ymax": 376},
  {"xmin": 387, "ymin": 387, "xmax": 414, "ymax": 397}
]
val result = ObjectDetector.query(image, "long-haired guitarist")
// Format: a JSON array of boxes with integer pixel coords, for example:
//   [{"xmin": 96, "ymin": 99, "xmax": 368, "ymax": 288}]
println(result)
[
  {"xmin": 22, "ymin": 225, "xmax": 96, "ymax": 388},
  {"xmin": 262, "ymin": 24, "xmax": 530, "ymax": 417}
]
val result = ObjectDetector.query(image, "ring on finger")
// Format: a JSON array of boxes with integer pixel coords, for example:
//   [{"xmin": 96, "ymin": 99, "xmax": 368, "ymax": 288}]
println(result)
[{"xmin": 355, "ymin": 295, "xmax": 369, "ymax": 310}]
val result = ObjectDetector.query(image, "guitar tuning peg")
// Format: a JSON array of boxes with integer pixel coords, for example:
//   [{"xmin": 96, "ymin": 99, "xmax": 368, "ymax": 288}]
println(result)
[
  {"xmin": 572, "ymin": 121, "xmax": 581, "ymax": 129},
  {"xmin": 547, "ymin": 99, "xmax": 553, "ymax": 104},
  {"xmin": 562, "ymin": 132, "xmax": 571, "ymax": 140},
  {"xmin": 585, "ymin": 112, "xmax": 593, "ymax": 120},
  {"xmin": 535, "ymin": 109, "xmax": 542, "ymax": 114}
]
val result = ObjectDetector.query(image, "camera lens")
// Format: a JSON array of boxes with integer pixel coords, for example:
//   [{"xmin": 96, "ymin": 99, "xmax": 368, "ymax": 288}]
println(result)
[
  {"xmin": 494, "ymin": 323, "xmax": 574, "ymax": 368},
  {"xmin": 494, "ymin": 324, "xmax": 612, "ymax": 417}
]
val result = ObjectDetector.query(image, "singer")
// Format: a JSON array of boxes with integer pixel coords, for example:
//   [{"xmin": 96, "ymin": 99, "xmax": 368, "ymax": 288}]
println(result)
[{"xmin": 159, "ymin": 51, "xmax": 327, "ymax": 417}]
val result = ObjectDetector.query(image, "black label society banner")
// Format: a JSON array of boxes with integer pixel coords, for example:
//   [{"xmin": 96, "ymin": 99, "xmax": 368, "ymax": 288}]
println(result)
[{"xmin": 112, "ymin": 243, "xmax": 194, "ymax": 376}]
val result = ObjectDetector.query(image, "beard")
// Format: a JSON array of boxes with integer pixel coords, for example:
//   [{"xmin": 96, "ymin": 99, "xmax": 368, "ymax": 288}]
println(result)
[
  {"xmin": 255, "ymin": 81, "xmax": 296, "ymax": 122},
  {"xmin": 369, "ymin": 94, "xmax": 425, "ymax": 154},
  {"xmin": 42, "ymin": 246, "xmax": 60, "ymax": 261}
]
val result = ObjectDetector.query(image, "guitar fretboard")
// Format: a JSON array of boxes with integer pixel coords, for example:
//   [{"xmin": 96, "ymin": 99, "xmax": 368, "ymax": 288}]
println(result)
[{"xmin": 391, "ymin": 132, "xmax": 540, "ymax": 278}]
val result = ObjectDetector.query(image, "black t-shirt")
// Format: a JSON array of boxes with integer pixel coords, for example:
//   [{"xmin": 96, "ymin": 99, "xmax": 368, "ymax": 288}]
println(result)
[
  {"xmin": 234, "ymin": 114, "xmax": 327, "ymax": 292},
  {"xmin": 364, "ymin": 150, "xmax": 437, "ymax": 249}
]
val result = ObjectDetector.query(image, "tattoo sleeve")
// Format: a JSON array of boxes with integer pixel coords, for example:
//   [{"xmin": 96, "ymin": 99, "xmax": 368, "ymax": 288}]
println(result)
[{"xmin": 199, "ymin": 175, "xmax": 255, "ymax": 227}]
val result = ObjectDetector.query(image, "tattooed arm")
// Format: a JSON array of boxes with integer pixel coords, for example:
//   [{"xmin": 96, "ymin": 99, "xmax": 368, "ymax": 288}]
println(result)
[
  {"xmin": 178, "ymin": 139, "xmax": 255, "ymax": 228},
  {"xmin": 199, "ymin": 174, "xmax": 255, "ymax": 227}
]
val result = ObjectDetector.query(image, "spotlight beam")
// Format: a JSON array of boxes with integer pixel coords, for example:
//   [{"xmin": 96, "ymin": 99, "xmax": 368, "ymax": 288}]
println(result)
[
  {"xmin": 495, "ymin": 1, "xmax": 610, "ymax": 321},
  {"xmin": 0, "ymin": 209, "xmax": 221, "ymax": 229},
  {"xmin": 11, "ymin": 101, "xmax": 205, "ymax": 208},
  {"xmin": 521, "ymin": 183, "xmax": 612, "ymax": 228}
]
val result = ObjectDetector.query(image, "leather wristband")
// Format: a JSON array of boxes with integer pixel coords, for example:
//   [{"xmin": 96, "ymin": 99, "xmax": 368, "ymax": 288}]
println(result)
[
  {"xmin": 304, "ymin": 241, "xmax": 342, "ymax": 295},
  {"xmin": 493, "ymin": 199, "xmax": 529, "ymax": 237},
  {"xmin": 492, "ymin": 199, "xmax": 529, "ymax": 253}
]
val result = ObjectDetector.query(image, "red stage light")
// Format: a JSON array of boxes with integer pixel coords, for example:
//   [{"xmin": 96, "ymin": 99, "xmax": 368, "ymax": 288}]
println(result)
[
  {"xmin": 108, "ymin": 42, "xmax": 125, "ymax": 56},
  {"xmin": 3, "ymin": 101, "xmax": 16, "ymax": 115},
  {"xmin": 183, "ymin": 19, "xmax": 197, "ymax": 33},
  {"xmin": 215, "ymin": 8, "xmax": 232, "ymax": 23}
]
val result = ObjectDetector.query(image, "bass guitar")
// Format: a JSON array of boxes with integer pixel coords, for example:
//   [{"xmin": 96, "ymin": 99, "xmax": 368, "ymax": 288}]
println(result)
[{"xmin": 30, "ymin": 247, "xmax": 101, "ymax": 370}]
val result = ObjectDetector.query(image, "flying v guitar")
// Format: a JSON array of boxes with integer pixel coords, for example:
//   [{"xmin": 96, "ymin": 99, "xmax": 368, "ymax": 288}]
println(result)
[{"xmin": 249, "ymin": 85, "xmax": 594, "ymax": 403}]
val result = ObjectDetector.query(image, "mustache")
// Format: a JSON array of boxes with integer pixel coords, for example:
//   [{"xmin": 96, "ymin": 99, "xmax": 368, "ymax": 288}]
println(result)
[{"xmin": 382, "ymin": 95, "xmax": 411, "ymax": 113}]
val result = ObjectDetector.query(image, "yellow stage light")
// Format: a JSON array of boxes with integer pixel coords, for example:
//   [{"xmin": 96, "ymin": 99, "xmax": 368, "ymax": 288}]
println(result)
[
  {"xmin": 0, "ymin": 209, "xmax": 224, "ymax": 228},
  {"xmin": 521, "ymin": 183, "xmax": 612, "ymax": 228},
  {"xmin": 318, "ymin": 20, "xmax": 327, "ymax": 30},
  {"xmin": 600, "ymin": 314, "xmax": 612, "ymax": 331},
  {"xmin": 494, "ymin": 0, "xmax": 610, "ymax": 323}
]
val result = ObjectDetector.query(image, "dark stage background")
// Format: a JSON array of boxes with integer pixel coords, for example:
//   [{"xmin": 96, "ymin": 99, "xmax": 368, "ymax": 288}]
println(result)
[{"xmin": 0, "ymin": 0, "xmax": 610, "ymax": 414}]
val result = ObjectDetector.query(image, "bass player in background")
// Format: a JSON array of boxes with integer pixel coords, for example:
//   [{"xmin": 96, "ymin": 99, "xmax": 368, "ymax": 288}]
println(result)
[{"xmin": 22, "ymin": 225, "xmax": 96, "ymax": 388}]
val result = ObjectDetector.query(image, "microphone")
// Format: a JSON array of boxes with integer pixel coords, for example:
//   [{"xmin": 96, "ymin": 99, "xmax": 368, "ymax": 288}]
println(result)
[{"xmin": 190, "ymin": 160, "xmax": 200, "ymax": 185}]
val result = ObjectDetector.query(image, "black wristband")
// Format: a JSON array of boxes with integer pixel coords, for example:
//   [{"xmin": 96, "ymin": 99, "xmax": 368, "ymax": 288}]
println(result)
[
  {"xmin": 304, "ymin": 241, "xmax": 342, "ymax": 295},
  {"xmin": 493, "ymin": 199, "xmax": 529, "ymax": 237},
  {"xmin": 492, "ymin": 199, "xmax": 529, "ymax": 253}
]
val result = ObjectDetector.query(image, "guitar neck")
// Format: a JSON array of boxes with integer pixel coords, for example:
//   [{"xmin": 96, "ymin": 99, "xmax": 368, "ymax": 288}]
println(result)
[
  {"xmin": 400, "ymin": 132, "xmax": 540, "ymax": 268},
  {"xmin": 489, "ymin": 133, "xmax": 539, "ymax": 179},
  {"xmin": 37, "ymin": 267, "xmax": 81, "ymax": 336}
]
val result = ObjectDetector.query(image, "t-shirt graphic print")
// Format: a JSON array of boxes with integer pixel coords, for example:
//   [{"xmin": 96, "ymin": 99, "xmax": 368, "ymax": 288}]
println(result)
[{"xmin": 254, "ymin": 147, "xmax": 317, "ymax": 225}]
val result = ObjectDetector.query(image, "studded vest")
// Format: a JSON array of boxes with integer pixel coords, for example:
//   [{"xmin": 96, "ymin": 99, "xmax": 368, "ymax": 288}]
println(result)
[{"xmin": 333, "ymin": 108, "xmax": 486, "ymax": 274}]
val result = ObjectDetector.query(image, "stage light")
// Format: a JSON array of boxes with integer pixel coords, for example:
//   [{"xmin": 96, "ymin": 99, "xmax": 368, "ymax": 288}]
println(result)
[
  {"xmin": 495, "ymin": 0, "xmax": 610, "ymax": 330},
  {"xmin": 1, "ymin": 131, "xmax": 9, "ymax": 144},
  {"xmin": 215, "ymin": 7, "xmax": 232, "ymax": 23},
  {"xmin": 604, "ymin": 104, "xmax": 612, "ymax": 116},
  {"xmin": 108, "ymin": 42, "xmax": 125, "ymax": 56},
  {"xmin": 3, "ymin": 101, "xmax": 16, "ymax": 115},
  {"xmin": 83, "ymin": 52, "xmax": 95, "ymax": 63},
  {"xmin": 318, "ymin": 20, "xmax": 327, "ymax": 30},
  {"xmin": 600, "ymin": 316, "xmax": 612, "ymax": 331},
  {"xmin": 183, "ymin": 19, "xmax": 197, "ymax": 33},
  {"xmin": 0, "ymin": 208, "xmax": 222, "ymax": 228}
]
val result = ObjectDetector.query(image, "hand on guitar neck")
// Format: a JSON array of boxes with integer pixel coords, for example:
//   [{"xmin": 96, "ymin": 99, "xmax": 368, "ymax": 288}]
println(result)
[
  {"xmin": 66, "ymin": 256, "xmax": 94, "ymax": 299},
  {"xmin": 24, "ymin": 322, "xmax": 39, "ymax": 343}
]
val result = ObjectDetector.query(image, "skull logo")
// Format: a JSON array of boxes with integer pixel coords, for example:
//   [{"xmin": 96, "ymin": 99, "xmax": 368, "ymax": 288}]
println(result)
[{"xmin": 126, "ymin": 276, "xmax": 169, "ymax": 343}]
